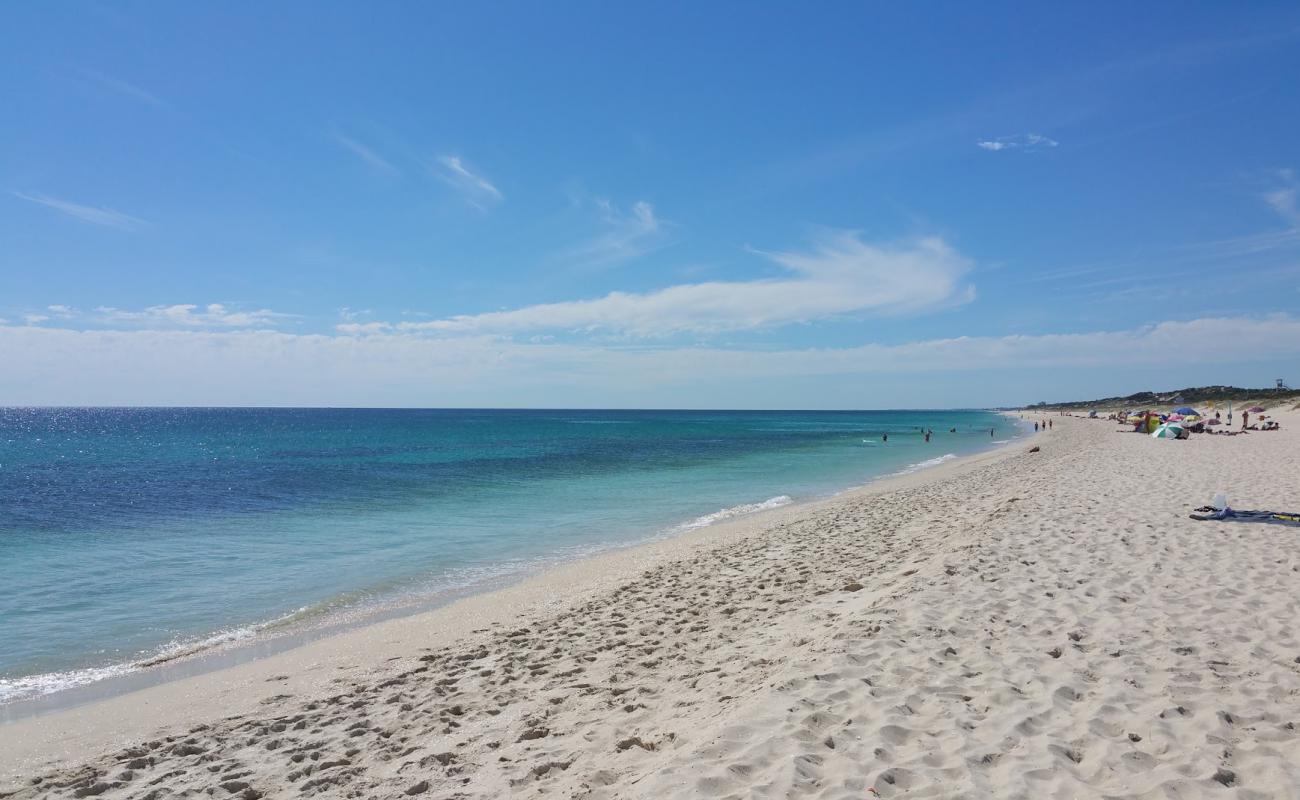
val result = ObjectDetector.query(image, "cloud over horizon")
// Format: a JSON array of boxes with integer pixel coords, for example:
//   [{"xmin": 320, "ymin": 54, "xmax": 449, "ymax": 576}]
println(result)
[{"xmin": 5, "ymin": 314, "xmax": 1297, "ymax": 407}]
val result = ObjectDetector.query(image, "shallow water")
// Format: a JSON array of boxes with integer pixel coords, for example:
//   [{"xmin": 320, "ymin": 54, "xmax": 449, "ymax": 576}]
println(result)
[{"xmin": 0, "ymin": 407, "xmax": 1021, "ymax": 702}]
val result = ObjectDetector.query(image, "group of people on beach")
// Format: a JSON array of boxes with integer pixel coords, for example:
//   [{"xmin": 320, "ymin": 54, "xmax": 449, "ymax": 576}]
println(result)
[
  {"xmin": 1103, "ymin": 406, "xmax": 1282, "ymax": 436},
  {"xmin": 880, "ymin": 426, "xmax": 997, "ymax": 444}
]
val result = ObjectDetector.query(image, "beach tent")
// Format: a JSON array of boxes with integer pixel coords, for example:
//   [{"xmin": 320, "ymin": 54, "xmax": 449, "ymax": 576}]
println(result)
[{"xmin": 1152, "ymin": 423, "xmax": 1184, "ymax": 439}]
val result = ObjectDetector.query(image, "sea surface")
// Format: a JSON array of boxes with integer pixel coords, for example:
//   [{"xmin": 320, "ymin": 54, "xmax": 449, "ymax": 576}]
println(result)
[{"xmin": 0, "ymin": 407, "xmax": 1022, "ymax": 705}]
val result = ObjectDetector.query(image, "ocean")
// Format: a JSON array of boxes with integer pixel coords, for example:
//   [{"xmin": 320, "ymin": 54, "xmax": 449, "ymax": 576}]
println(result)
[{"xmin": 0, "ymin": 407, "xmax": 1022, "ymax": 706}]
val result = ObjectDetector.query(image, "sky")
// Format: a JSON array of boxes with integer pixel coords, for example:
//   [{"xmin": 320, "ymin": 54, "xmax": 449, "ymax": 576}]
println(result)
[{"xmin": 3, "ymin": 2, "xmax": 1300, "ymax": 408}]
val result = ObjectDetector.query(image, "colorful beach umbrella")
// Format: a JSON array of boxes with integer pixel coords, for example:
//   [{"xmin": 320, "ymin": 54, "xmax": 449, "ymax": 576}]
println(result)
[
  {"xmin": 1247, "ymin": 406, "xmax": 1266, "ymax": 413},
  {"xmin": 1206, "ymin": 418, "xmax": 1223, "ymax": 426},
  {"xmin": 1152, "ymin": 423, "xmax": 1184, "ymax": 439},
  {"xmin": 1172, "ymin": 406, "xmax": 1199, "ymax": 415}
]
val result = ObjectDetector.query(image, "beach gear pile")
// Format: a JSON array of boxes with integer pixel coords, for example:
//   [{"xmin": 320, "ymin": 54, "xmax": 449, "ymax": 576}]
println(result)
[{"xmin": 1119, "ymin": 402, "xmax": 1278, "ymax": 438}]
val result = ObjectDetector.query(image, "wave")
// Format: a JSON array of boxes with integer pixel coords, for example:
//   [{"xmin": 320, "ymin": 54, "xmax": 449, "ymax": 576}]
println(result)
[
  {"xmin": 0, "ymin": 662, "xmax": 138, "ymax": 705},
  {"xmin": 891, "ymin": 453, "xmax": 958, "ymax": 476},
  {"xmin": 674, "ymin": 495, "xmax": 793, "ymax": 532},
  {"xmin": 0, "ymin": 607, "xmax": 309, "ymax": 705}
]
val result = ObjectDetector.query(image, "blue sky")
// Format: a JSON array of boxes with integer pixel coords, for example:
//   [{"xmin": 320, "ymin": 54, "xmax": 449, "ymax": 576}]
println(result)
[{"xmin": 3, "ymin": 2, "xmax": 1299, "ymax": 407}]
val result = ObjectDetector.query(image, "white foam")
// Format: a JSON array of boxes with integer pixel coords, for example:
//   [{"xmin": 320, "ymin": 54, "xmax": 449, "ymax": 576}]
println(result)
[
  {"xmin": 891, "ymin": 453, "xmax": 958, "ymax": 476},
  {"xmin": 675, "ymin": 495, "xmax": 794, "ymax": 532},
  {"xmin": 0, "ymin": 608, "xmax": 310, "ymax": 705},
  {"xmin": 0, "ymin": 662, "xmax": 138, "ymax": 704}
]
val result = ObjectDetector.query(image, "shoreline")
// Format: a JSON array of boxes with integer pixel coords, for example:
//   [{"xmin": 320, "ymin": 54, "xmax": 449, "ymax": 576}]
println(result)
[
  {"xmin": 0, "ymin": 419, "xmax": 1026, "ymax": 723},
  {"xmin": 0, "ymin": 420, "xmax": 1033, "ymax": 781},
  {"xmin": 6, "ymin": 410, "xmax": 1297, "ymax": 797}
]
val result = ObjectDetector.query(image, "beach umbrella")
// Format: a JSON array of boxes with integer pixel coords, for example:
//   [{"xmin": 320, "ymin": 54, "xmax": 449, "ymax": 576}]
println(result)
[
  {"xmin": 1167, "ymin": 414, "xmax": 1185, "ymax": 421},
  {"xmin": 1206, "ymin": 418, "xmax": 1223, "ymax": 426},
  {"xmin": 1152, "ymin": 423, "xmax": 1184, "ymax": 439},
  {"xmin": 1247, "ymin": 406, "xmax": 1266, "ymax": 413},
  {"xmin": 1182, "ymin": 414, "xmax": 1202, "ymax": 422},
  {"xmin": 1172, "ymin": 406, "xmax": 1199, "ymax": 415}
]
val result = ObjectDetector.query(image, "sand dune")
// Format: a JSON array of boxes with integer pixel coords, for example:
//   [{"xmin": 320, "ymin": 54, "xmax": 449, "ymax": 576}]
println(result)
[{"xmin": 2, "ymin": 411, "xmax": 1298, "ymax": 798}]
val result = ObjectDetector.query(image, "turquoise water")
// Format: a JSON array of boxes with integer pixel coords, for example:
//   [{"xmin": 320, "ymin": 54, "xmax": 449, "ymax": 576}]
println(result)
[{"xmin": 0, "ymin": 408, "xmax": 1021, "ymax": 703}]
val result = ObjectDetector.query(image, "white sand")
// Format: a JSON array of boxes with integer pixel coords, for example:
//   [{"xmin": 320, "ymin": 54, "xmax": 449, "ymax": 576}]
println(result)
[{"xmin": 3, "ymin": 409, "xmax": 1299, "ymax": 799}]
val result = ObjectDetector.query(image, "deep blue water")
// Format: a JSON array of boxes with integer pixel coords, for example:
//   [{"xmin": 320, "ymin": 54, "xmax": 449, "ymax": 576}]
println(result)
[{"xmin": 0, "ymin": 407, "xmax": 1020, "ymax": 702}]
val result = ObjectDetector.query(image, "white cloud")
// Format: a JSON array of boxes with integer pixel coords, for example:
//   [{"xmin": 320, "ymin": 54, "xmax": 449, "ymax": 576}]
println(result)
[
  {"xmin": 977, "ymin": 133, "xmax": 1059, "ymax": 152},
  {"xmin": 335, "ymin": 134, "xmax": 398, "ymax": 175},
  {"xmin": 93, "ymin": 303, "xmax": 290, "ymax": 329},
  {"xmin": 431, "ymin": 155, "xmax": 502, "ymax": 207},
  {"xmin": 12, "ymin": 192, "xmax": 147, "ymax": 230},
  {"xmin": 23, "ymin": 314, "xmax": 49, "ymax": 325},
  {"xmin": 379, "ymin": 231, "xmax": 974, "ymax": 337},
  {"xmin": 46, "ymin": 305, "xmax": 78, "ymax": 318},
  {"xmin": 4, "ymin": 315, "xmax": 1298, "ymax": 407},
  {"xmin": 560, "ymin": 199, "xmax": 668, "ymax": 268}
]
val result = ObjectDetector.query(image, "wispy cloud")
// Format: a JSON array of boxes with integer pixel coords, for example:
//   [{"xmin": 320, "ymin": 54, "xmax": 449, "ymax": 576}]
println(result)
[
  {"xmin": 976, "ymin": 133, "xmax": 1059, "ymax": 152},
  {"xmin": 338, "ymin": 307, "xmax": 373, "ymax": 322},
  {"xmin": 94, "ymin": 303, "xmax": 290, "ymax": 329},
  {"xmin": 334, "ymin": 134, "xmax": 398, "ymax": 175},
  {"xmin": 1265, "ymin": 168, "xmax": 1300, "ymax": 227},
  {"xmin": 12, "ymin": 192, "xmax": 147, "ymax": 230},
  {"xmin": 82, "ymin": 70, "xmax": 162, "ymax": 106},
  {"xmin": 560, "ymin": 198, "xmax": 669, "ymax": 268},
  {"xmin": 347, "ymin": 231, "xmax": 974, "ymax": 338},
  {"xmin": 431, "ymin": 155, "xmax": 502, "ymax": 208}
]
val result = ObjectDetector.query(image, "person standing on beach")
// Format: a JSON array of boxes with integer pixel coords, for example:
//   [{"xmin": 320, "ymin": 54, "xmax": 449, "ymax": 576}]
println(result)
[
  {"xmin": 1048, "ymin": 419, "xmax": 1052, "ymax": 429},
  {"xmin": 1034, "ymin": 422, "xmax": 1039, "ymax": 432},
  {"xmin": 1243, "ymin": 411, "xmax": 1249, "ymax": 430}
]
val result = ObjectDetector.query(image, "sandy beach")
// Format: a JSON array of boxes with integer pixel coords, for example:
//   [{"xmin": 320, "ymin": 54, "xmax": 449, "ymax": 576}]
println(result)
[{"xmin": 3, "ymin": 409, "xmax": 1299, "ymax": 799}]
